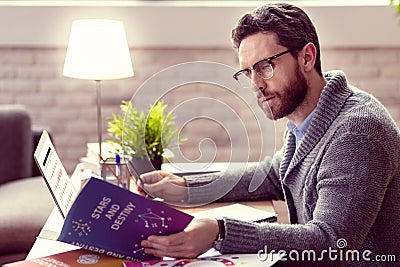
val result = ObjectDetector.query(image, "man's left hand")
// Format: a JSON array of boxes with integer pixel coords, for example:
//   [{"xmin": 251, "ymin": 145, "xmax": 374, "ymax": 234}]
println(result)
[{"xmin": 141, "ymin": 217, "xmax": 219, "ymax": 258}]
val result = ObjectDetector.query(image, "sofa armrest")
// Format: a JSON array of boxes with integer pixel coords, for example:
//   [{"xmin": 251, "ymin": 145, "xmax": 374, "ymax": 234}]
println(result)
[{"xmin": 0, "ymin": 105, "xmax": 33, "ymax": 185}]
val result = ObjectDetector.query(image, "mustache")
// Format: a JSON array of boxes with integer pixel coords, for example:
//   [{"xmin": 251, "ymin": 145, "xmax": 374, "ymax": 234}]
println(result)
[{"xmin": 254, "ymin": 87, "xmax": 275, "ymax": 99}]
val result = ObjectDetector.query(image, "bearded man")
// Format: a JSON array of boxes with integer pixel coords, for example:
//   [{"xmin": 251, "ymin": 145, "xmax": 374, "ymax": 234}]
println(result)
[{"xmin": 139, "ymin": 3, "xmax": 400, "ymax": 266}]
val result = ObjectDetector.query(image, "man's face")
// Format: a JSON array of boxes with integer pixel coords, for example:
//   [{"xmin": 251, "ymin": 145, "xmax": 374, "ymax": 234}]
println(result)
[{"xmin": 238, "ymin": 32, "xmax": 308, "ymax": 120}]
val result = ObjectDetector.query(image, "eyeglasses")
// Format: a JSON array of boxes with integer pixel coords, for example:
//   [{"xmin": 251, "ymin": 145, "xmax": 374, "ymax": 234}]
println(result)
[{"xmin": 233, "ymin": 49, "xmax": 292, "ymax": 88}]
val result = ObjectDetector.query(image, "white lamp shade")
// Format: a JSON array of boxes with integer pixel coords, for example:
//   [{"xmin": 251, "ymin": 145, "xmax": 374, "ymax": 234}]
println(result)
[{"xmin": 63, "ymin": 19, "xmax": 134, "ymax": 80}]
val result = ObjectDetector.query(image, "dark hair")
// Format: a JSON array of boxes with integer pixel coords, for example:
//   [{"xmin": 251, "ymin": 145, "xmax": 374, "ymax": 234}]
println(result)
[{"xmin": 232, "ymin": 3, "xmax": 322, "ymax": 76}]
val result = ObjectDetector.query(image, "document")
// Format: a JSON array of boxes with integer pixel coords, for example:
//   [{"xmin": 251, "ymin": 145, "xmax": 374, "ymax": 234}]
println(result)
[{"xmin": 123, "ymin": 253, "xmax": 284, "ymax": 267}]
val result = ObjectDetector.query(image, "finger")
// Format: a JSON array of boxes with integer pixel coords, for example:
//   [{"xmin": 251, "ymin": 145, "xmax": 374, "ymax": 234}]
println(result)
[
  {"xmin": 143, "ymin": 248, "xmax": 164, "ymax": 258},
  {"xmin": 142, "ymin": 181, "xmax": 163, "ymax": 196},
  {"xmin": 142, "ymin": 180, "xmax": 165, "ymax": 193},
  {"xmin": 142, "ymin": 239, "xmax": 192, "ymax": 258},
  {"xmin": 144, "ymin": 246, "xmax": 190, "ymax": 258},
  {"xmin": 134, "ymin": 179, "xmax": 160, "ymax": 199},
  {"xmin": 141, "ymin": 236, "xmax": 186, "ymax": 257},
  {"xmin": 135, "ymin": 184, "xmax": 147, "ymax": 196},
  {"xmin": 141, "ymin": 232, "xmax": 186, "ymax": 251},
  {"xmin": 139, "ymin": 171, "xmax": 161, "ymax": 184},
  {"xmin": 148, "ymin": 232, "xmax": 186, "ymax": 246},
  {"xmin": 141, "ymin": 179, "xmax": 173, "ymax": 199},
  {"xmin": 140, "ymin": 171, "xmax": 170, "ymax": 184}
]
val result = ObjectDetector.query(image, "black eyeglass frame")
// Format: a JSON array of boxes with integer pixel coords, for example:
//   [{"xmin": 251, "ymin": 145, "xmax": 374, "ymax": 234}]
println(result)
[{"xmin": 233, "ymin": 49, "xmax": 292, "ymax": 81}]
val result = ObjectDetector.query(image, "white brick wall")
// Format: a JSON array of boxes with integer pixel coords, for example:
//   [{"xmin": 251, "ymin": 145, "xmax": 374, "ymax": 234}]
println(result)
[{"xmin": 0, "ymin": 47, "xmax": 399, "ymax": 173}]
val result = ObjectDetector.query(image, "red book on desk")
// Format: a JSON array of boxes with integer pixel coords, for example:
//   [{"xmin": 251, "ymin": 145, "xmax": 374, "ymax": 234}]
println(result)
[{"xmin": 3, "ymin": 249, "xmax": 125, "ymax": 267}]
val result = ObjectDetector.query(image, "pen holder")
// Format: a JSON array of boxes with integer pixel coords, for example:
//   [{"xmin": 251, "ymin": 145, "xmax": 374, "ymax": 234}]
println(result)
[{"xmin": 100, "ymin": 157, "xmax": 131, "ymax": 190}]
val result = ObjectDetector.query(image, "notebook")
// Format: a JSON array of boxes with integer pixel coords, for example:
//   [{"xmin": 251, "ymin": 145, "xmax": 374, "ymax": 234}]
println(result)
[{"xmin": 34, "ymin": 130, "xmax": 78, "ymax": 219}]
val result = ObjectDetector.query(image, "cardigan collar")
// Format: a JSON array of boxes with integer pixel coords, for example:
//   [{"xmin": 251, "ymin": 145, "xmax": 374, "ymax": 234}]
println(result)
[{"xmin": 279, "ymin": 70, "xmax": 354, "ymax": 181}]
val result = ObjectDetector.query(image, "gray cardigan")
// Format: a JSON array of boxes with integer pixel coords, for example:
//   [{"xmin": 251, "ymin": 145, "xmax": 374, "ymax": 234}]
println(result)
[{"xmin": 185, "ymin": 71, "xmax": 400, "ymax": 266}]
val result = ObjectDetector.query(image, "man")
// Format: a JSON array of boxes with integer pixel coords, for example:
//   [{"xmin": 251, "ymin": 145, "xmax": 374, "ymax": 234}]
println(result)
[{"xmin": 139, "ymin": 3, "xmax": 400, "ymax": 266}]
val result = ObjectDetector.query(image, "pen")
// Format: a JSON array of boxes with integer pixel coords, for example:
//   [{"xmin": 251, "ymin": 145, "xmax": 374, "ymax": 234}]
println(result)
[
  {"xmin": 98, "ymin": 154, "xmax": 123, "ymax": 186},
  {"xmin": 115, "ymin": 153, "xmax": 120, "ymax": 176},
  {"xmin": 115, "ymin": 154, "xmax": 126, "ymax": 189}
]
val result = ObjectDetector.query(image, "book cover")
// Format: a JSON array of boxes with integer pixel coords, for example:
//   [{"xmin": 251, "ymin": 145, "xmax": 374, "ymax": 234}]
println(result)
[
  {"xmin": 3, "ymin": 249, "xmax": 125, "ymax": 267},
  {"xmin": 57, "ymin": 177, "xmax": 193, "ymax": 261},
  {"xmin": 123, "ymin": 253, "xmax": 283, "ymax": 267}
]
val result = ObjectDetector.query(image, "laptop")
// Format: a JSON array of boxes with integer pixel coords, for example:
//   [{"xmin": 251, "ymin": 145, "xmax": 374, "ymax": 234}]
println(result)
[{"xmin": 34, "ymin": 130, "xmax": 78, "ymax": 219}]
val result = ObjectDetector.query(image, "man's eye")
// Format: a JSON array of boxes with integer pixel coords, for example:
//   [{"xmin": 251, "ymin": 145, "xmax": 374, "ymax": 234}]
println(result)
[{"xmin": 258, "ymin": 62, "xmax": 271, "ymax": 71}]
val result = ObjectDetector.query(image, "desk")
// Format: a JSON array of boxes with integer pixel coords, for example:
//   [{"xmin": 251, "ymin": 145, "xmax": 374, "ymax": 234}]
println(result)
[{"xmin": 27, "ymin": 164, "xmax": 275, "ymax": 261}]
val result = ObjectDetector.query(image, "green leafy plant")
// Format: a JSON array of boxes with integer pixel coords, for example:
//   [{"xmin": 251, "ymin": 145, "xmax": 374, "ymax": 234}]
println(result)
[
  {"xmin": 108, "ymin": 100, "xmax": 184, "ymax": 161},
  {"xmin": 391, "ymin": 0, "xmax": 400, "ymax": 24}
]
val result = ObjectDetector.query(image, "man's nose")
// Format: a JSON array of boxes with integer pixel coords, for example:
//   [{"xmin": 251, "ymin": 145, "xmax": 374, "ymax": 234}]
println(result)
[{"xmin": 250, "ymin": 72, "xmax": 266, "ymax": 92}]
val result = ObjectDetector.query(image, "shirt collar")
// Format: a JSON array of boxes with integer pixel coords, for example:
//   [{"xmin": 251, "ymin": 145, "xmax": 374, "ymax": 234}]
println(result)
[{"xmin": 287, "ymin": 109, "xmax": 316, "ymax": 147}]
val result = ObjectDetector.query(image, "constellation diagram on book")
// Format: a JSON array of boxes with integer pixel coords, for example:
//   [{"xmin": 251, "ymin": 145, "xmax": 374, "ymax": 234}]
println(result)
[
  {"xmin": 132, "ymin": 208, "xmax": 173, "ymax": 256},
  {"xmin": 68, "ymin": 219, "xmax": 92, "ymax": 237},
  {"xmin": 132, "ymin": 234, "xmax": 146, "ymax": 255},
  {"xmin": 135, "ymin": 209, "xmax": 173, "ymax": 232}
]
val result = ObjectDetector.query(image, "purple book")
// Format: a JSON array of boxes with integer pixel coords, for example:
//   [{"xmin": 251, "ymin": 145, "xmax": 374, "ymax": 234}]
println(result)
[{"xmin": 57, "ymin": 177, "xmax": 193, "ymax": 261}]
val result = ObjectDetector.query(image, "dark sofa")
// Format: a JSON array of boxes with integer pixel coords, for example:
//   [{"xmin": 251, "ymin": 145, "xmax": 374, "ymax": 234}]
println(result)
[{"xmin": 0, "ymin": 105, "xmax": 54, "ymax": 265}]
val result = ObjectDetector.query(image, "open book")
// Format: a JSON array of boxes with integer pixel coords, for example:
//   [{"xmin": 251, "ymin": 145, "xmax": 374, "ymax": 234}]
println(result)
[
  {"xmin": 57, "ymin": 177, "xmax": 193, "ymax": 261},
  {"xmin": 34, "ymin": 131, "xmax": 193, "ymax": 261}
]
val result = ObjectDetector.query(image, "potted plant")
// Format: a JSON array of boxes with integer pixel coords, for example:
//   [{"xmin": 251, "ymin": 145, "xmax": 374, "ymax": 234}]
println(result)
[
  {"xmin": 391, "ymin": 0, "xmax": 400, "ymax": 24},
  {"xmin": 107, "ymin": 100, "xmax": 183, "ymax": 174}
]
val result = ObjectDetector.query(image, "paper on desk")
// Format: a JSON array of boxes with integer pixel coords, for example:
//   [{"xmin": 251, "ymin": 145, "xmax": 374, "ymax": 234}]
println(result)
[
  {"xmin": 123, "ymin": 253, "xmax": 284, "ymax": 267},
  {"xmin": 194, "ymin": 203, "xmax": 277, "ymax": 223}
]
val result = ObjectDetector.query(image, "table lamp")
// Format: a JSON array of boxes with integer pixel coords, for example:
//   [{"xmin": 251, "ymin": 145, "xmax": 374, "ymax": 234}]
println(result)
[{"xmin": 63, "ymin": 19, "xmax": 133, "ymax": 167}]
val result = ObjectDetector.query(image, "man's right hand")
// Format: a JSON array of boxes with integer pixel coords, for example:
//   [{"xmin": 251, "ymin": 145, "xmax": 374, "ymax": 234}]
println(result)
[{"xmin": 136, "ymin": 171, "xmax": 188, "ymax": 203}]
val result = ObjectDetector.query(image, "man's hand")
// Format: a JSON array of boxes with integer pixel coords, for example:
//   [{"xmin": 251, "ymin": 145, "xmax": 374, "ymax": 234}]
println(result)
[
  {"xmin": 141, "ymin": 217, "xmax": 219, "ymax": 258},
  {"xmin": 137, "ymin": 171, "xmax": 188, "ymax": 203}
]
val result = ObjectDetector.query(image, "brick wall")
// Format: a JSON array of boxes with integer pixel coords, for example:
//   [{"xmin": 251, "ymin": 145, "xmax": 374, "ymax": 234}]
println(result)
[{"xmin": 0, "ymin": 46, "xmax": 399, "ymax": 173}]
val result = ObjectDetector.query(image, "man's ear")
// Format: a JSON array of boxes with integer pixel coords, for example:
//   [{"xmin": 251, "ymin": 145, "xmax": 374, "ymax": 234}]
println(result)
[{"xmin": 299, "ymin": 42, "xmax": 317, "ymax": 73}]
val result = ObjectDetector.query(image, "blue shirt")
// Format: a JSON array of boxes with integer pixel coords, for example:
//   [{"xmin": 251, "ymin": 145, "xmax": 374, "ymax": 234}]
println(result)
[{"xmin": 287, "ymin": 109, "xmax": 316, "ymax": 147}]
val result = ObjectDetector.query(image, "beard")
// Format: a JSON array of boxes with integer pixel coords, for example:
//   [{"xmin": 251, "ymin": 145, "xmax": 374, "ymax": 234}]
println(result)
[{"xmin": 262, "ymin": 65, "xmax": 308, "ymax": 120}]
